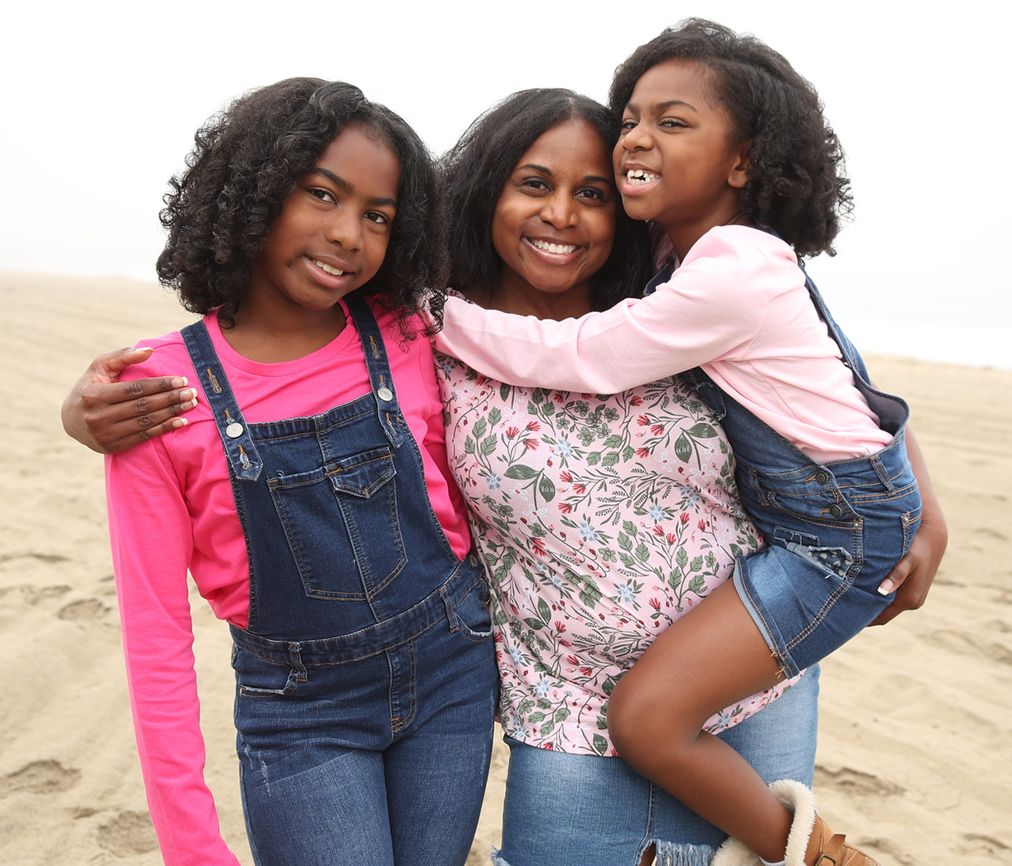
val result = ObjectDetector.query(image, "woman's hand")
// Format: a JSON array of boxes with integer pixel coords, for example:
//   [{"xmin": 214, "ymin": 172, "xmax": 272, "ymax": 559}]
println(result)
[
  {"xmin": 61, "ymin": 347, "xmax": 198, "ymax": 454},
  {"xmin": 872, "ymin": 428, "xmax": 947, "ymax": 625}
]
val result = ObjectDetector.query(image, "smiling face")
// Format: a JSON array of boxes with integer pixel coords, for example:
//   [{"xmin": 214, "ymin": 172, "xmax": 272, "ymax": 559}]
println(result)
[
  {"xmin": 490, "ymin": 118, "xmax": 617, "ymax": 315},
  {"xmin": 249, "ymin": 123, "xmax": 400, "ymax": 322},
  {"xmin": 615, "ymin": 59, "xmax": 750, "ymax": 258}
]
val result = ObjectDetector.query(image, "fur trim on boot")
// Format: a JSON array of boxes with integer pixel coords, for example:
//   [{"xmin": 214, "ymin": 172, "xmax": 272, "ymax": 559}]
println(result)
[{"xmin": 710, "ymin": 780, "xmax": 878, "ymax": 866}]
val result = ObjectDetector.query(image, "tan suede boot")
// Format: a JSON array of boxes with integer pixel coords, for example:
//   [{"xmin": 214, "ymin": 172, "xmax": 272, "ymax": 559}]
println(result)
[{"xmin": 710, "ymin": 780, "xmax": 880, "ymax": 866}]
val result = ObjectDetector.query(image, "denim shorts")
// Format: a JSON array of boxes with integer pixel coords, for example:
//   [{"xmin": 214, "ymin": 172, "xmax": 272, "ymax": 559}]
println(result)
[
  {"xmin": 492, "ymin": 666, "xmax": 819, "ymax": 866},
  {"xmin": 732, "ymin": 431, "xmax": 922, "ymax": 679}
]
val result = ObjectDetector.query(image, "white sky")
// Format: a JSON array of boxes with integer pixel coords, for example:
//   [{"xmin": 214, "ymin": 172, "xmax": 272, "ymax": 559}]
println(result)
[{"xmin": 4, "ymin": 1, "xmax": 1010, "ymax": 366}]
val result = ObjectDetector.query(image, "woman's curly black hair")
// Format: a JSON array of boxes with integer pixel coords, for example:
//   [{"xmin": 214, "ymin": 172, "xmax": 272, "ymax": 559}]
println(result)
[
  {"xmin": 156, "ymin": 77, "xmax": 446, "ymax": 330},
  {"xmin": 440, "ymin": 89, "xmax": 652, "ymax": 310},
  {"xmin": 609, "ymin": 19, "xmax": 853, "ymax": 257}
]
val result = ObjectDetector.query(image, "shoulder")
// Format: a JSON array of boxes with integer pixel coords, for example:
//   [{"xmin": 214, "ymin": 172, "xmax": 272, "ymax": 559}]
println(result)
[
  {"xmin": 685, "ymin": 226, "xmax": 798, "ymax": 272},
  {"xmin": 679, "ymin": 226, "xmax": 800, "ymax": 301},
  {"xmin": 118, "ymin": 329, "xmax": 194, "ymax": 385}
]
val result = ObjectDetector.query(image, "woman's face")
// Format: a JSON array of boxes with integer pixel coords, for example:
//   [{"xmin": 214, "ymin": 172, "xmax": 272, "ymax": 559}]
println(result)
[{"xmin": 491, "ymin": 118, "xmax": 616, "ymax": 304}]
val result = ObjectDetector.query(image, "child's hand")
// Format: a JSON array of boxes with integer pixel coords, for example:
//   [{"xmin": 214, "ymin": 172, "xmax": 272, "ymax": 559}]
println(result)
[{"xmin": 61, "ymin": 347, "xmax": 198, "ymax": 454}]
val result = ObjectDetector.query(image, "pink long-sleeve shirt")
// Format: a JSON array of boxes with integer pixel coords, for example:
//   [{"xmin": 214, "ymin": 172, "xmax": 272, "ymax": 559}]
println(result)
[
  {"xmin": 435, "ymin": 226, "xmax": 891, "ymax": 463},
  {"xmin": 105, "ymin": 302, "xmax": 470, "ymax": 865}
]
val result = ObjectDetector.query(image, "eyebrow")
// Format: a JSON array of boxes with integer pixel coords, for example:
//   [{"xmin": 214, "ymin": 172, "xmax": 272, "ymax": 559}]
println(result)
[
  {"xmin": 515, "ymin": 163, "xmax": 612, "ymax": 186},
  {"xmin": 625, "ymin": 99, "xmax": 698, "ymax": 114},
  {"xmin": 308, "ymin": 167, "xmax": 398, "ymax": 207}
]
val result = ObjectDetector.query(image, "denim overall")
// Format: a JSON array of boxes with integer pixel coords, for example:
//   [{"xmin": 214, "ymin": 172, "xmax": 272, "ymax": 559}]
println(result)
[
  {"xmin": 646, "ymin": 260, "xmax": 922, "ymax": 679},
  {"xmin": 181, "ymin": 294, "xmax": 498, "ymax": 866}
]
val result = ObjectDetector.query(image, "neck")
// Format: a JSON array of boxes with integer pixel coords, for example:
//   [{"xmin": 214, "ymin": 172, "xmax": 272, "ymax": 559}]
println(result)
[
  {"xmin": 224, "ymin": 295, "xmax": 348, "ymax": 363},
  {"xmin": 484, "ymin": 275, "xmax": 594, "ymax": 320}
]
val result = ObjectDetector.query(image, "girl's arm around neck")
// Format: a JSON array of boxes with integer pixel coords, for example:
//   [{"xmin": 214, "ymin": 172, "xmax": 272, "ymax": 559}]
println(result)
[
  {"xmin": 433, "ymin": 228, "xmax": 791, "ymax": 393},
  {"xmin": 106, "ymin": 441, "xmax": 241, "ymax": 866}
]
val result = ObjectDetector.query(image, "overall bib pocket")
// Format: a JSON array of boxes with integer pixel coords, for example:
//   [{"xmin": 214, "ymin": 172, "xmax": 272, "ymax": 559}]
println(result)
[{"xmin": 268, "ymin": 445, "xmax": 407, "ymax": 601}]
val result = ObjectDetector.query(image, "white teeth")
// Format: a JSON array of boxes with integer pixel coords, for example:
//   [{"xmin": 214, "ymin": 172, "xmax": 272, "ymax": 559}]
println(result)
[
  {"xmin": 529, "ymin": 238, "xmax": 578, "ymax": 255},
  {"xmin": 626, "ymin": 169, "xmax": 660, "ymax": 184},
  {"xmin": 314, "ymin": 259, "xmax": 346, "ymax": 276}
]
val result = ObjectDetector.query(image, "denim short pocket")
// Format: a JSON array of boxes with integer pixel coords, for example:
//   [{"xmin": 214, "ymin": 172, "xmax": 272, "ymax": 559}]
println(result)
[
  {"xmin": 753, "ymin": 479, "xmax": 859, "ymax": 528},
  {"xmin": 900, "ymin": 507, "xmax": 922, "ymax": 557},
  {"xmin": 450, "ymin": 584, "xmax": 493, "ymax": 643},
  {"xmin": 233, "ymin": 649, "xmax": 302, "ymax": 699},
  {"xmin": 267, "ymin": 446, "xmax": 406, "ymax": 600}
]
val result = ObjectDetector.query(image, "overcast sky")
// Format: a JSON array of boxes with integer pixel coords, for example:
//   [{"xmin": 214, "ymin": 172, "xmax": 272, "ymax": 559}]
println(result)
[{"xmin": 4, "ymin": 1, "xmax": 1009, "ymax": 366}]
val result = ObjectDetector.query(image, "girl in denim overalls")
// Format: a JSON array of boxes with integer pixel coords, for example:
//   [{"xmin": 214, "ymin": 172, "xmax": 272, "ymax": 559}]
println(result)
[
  {"xmin": 433, "ymin": 19, "xmax": 942, "ymax": 866},
  {"xmin": 103, "ymin": 79, "xmax": 497, "ymax": 866}
]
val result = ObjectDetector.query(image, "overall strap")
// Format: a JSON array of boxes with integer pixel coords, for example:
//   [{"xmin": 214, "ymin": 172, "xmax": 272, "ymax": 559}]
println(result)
[
  {"xmin": 343, "ymin": 293, "xmax": 405, "ymax": 448},
  {"xmin": 180, "ymin": 321, "xmax": 263, "ymax": 482},
  {"xmin": 795, "ymin": 259, "xmax": 872, "ymax": 384}
]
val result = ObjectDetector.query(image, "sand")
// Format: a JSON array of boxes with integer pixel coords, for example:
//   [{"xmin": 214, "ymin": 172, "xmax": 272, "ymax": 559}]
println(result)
[{"xmin": 1, "ymin": 271, "xmax": 1009, "ymax": 866}]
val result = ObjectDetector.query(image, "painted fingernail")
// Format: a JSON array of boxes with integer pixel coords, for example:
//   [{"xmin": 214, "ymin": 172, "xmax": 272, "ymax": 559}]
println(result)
[
  {"xmin": 170, "ymin": 377, "xmax": 188, "ymax": 388},
  {"xmin": 877, "ymin": 579, "xmax": 895, "ymax": 595},
  {"xmin": 183, "ymin": 398, "xmax": 198, "ymax": 410},
  {"xmin": 182, "ymin": 388, "xmax": 198, "ymax": 401},
  {"xmin": 170, "ymin": 418, "xmax": 189, "ymax": 428}
]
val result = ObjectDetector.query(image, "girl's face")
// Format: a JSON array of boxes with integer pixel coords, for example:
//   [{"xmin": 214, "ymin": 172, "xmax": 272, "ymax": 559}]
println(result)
[
  {"xmin": 491, "ymin": 118, "xmax": 616, "ymax": 304},
  {"xmin": 250, "ymin": 124, "xmax": 400, "ymax": 317},
  {"xmin": 614, "ymin": 60, "xmax": 749, "ymax": 254}
]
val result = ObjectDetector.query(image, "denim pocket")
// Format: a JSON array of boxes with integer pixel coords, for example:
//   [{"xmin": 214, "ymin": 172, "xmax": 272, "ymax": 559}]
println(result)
[
  {"xmin": 900, "ymin": 507, "xmax": 922, "ymax": 558},
  {"xmin": 267, "ymin": 446, "xmax": 407, "ymax": 600},
  {"xmin": 450, "ymin": 585, "xmax": 493, "ymax": 643},
  {"xmin": 750, "ymin": 475, "xmax": 859, "ymax": 528},
  {"xmin": 233, "ymin": 649, "xmax": 303, "ymax": 699}
]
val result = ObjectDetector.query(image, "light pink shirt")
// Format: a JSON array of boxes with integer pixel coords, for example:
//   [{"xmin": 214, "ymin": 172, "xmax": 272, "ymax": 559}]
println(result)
[
  {"xmin": 436, "ymin": 226, "xmax": 891, "ymax": 463},
  {"xmin": 105, "ymin": 303, "xmax": 469, "ymax": 865}
]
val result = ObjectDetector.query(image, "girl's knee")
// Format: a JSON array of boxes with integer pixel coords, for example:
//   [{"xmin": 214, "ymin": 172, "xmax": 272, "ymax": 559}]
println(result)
[{"xmin": 608, "ymin": 675, "xmax": 692, "ymax": 763}]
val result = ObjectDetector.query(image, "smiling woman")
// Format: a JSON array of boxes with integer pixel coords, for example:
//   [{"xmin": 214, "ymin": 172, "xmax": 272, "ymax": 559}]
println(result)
[
  {"xmin": 432, "ymin": 86, "xmax": 820, "ymax": 866},
  {"xmin": 489, "ymin": 118, "xmax": 616, "ymax": 316}
]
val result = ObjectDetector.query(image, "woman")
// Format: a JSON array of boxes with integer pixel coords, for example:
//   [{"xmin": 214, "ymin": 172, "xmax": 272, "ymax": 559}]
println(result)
[{"xmin": 62, "ymin": 88, "xmax": 944, "ymax": 866}]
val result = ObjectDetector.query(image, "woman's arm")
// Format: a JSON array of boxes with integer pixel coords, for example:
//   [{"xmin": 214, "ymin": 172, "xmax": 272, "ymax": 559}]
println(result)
[
  {"xmin": 873, "ymin": 428, "xmax": 947, "ymax": 623},
  {"xmin": 61, "ymin": 347, "xmax": 198, "ymax": 453}
]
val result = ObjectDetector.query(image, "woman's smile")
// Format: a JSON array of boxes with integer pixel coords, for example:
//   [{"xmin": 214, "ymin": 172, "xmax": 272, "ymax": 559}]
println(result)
[{"xmin": 491, "ymin": 117, "xmax": 616, "ymax": 312}]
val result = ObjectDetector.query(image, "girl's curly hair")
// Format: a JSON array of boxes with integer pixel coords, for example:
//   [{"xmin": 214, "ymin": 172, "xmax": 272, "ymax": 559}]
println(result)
[
  {"xmin": 440, "ymin": 88, "xmax": 652, "ymax": 310},
  {"xmin": 609, "ymin": 19, "xmax": 853, "ymax": 257},
  {"xmin": 156, "ymin": 78, "xmax": 446, "ymax": 330}
]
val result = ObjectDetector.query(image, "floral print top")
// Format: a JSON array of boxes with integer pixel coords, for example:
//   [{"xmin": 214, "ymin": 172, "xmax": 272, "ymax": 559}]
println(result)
[{"xmin": 436, "ymin": 353, "xmax": 798, "ymax": 756}]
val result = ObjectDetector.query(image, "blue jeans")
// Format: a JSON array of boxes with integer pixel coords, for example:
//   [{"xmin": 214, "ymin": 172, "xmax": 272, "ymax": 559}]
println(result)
[
  {"xmin": 234, "ymin": 580, "xmax": 498, "ymax": 866},
  {"xmin": 494, "ymin": 665, "xmax": 819, "ymax": 866}
]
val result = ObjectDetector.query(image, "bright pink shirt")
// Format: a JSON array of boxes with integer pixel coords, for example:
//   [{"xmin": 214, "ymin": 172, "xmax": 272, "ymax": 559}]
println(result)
[
  {"xmin": 105, "ymin": 302, "xmax": 469, "ymax": 865},
  {"xmin": 436, "ymin": 226, "xmax": 891, "ymax": 462}
]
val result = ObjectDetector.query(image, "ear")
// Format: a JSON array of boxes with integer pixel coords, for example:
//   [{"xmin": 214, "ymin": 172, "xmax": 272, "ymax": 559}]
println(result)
[{"xmin": 728, "ymin": 141, "xmax": 751, "ymax": 190}]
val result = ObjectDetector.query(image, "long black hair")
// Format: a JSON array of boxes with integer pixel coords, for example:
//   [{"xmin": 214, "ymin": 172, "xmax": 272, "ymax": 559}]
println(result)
[
  {"xmin": 610, "ymin": 19, "xmax": 853, "ymax": 257},
  {"xmin": 441, "ymin": 88, "xmax": 652, "ymax": 309},
  {"xmin": 156, "ymin": 77, "xmax": 446, "ymax": 327}
]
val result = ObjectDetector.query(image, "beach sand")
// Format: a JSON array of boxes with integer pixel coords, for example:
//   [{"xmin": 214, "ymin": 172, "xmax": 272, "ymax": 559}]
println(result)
[{"xmin": 1, "ymin": 272, "xmax": 1009, "ymax": 865}]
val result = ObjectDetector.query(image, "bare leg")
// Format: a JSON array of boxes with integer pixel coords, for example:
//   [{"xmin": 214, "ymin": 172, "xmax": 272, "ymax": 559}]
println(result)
[{"xmin": 608, "ymin": 581, "xmax": 793, "ymax": 863}]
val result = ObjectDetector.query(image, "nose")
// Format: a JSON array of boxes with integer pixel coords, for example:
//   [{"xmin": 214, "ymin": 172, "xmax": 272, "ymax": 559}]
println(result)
[
  {"xmin": 620, "ymin": 120, "xmax": 652, "ymax": 152},
  {"xmin": 325, "ymin": 207, "xmax": 362, "ymax": 252},
  {"xmin": 539, "ymin": 191, "xmax": 578, "ymax": 229}
]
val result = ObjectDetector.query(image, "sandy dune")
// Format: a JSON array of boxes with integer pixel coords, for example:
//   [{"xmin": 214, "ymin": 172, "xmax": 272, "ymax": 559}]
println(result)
[{"xmin": 1, "ymin": 272, "xmax": 1008, "ymax": 865}]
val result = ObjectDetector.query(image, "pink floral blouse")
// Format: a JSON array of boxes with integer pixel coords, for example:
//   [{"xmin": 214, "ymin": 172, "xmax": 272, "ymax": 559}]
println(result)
[{"xmin": 436, "ymin": 353, "xmax": 799, "ymax": 756}]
